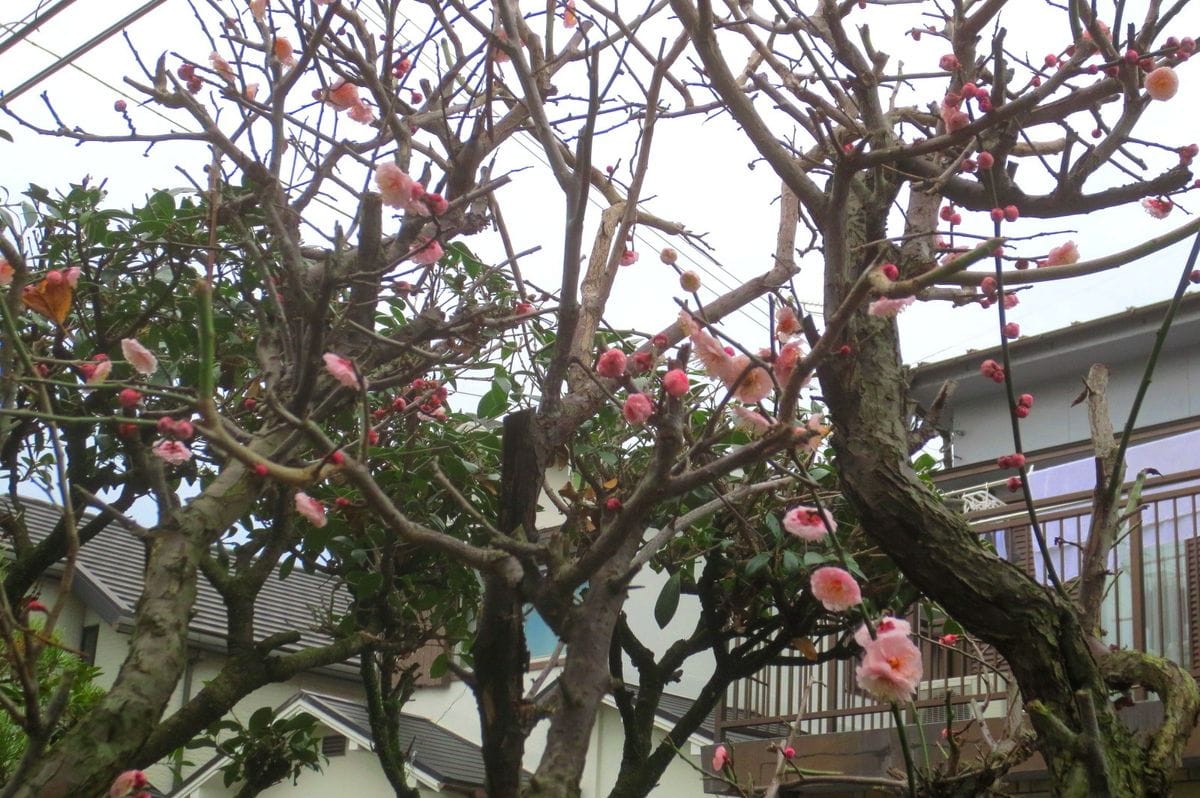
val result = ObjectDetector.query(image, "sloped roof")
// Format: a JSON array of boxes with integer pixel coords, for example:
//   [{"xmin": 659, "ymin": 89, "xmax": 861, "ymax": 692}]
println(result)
[
  {"xmin": 298, "ymin": 691, "xmax": 497, "ymax": 788},
  {"xmin": 172, "ymin": 690, "xmax": 500, "ymax": 795},
  {"xmin": 3, "ymin": 496, "xmax": 352, "ymax": 661}
]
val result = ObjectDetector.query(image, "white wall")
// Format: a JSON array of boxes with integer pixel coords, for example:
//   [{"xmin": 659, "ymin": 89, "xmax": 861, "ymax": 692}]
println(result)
[{"xmin": 947, "ymin": 347, "xmax": 1200, "ymax": 466}]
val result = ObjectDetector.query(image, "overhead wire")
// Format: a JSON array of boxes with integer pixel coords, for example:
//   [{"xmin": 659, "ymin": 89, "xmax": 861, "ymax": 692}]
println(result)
[{"xmin": 354, "ymin": 0, "xmax": 783, "ymax": 334}]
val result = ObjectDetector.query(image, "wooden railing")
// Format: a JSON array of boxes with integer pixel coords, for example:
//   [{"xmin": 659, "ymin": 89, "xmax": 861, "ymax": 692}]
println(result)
[{"xmin": 714, "ymin": 470, "xmax": 1200, "ymax": 741}]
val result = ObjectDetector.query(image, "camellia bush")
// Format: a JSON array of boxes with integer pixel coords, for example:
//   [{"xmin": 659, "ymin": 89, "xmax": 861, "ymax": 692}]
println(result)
[{"xmin": 1, "ymin": 0, "xmax": 1199, "ymax": 797}]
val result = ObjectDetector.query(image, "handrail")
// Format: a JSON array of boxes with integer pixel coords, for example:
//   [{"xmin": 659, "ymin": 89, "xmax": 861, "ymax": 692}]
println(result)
[{"xmin": 716, "ymin": 472, "xmax": 1200, "ymax": 741}]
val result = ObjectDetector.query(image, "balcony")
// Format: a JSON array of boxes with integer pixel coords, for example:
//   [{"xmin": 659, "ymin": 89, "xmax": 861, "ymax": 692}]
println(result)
[{"xmin": 708, "ymin": 468, "xmax": 1200, "ymax": 790}]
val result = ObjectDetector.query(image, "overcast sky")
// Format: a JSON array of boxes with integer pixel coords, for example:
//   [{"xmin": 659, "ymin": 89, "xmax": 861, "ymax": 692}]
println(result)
[{"xmin": 3, "ymin": 0, "xmax": 1200, "ymax": 373}]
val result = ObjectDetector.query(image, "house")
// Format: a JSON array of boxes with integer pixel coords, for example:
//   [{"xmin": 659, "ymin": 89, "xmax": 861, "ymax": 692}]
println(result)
[
  {"xmin": 4, "ymin": 494, "xmax": 712, "ymax": 797},
  {"xmin": 705, "ymin": 294, "xmax": 1200, "ymax": 796}
]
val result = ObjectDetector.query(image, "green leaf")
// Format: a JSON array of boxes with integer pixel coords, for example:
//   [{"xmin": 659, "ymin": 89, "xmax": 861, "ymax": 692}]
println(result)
[
  {"xmin": 248, "ymin": 706, "xmax": 273, "ymax": 735},
  {"xmin": 802, "ymin": 551, "xmax": 832, "ymax": 568},
  {"xmin": 477, "ymin": 382, "xmax": 508, "ymax": 418},
  {"xmin": 0, "ymin": 129, "xmax": 12, "ymax": 143},
  {"xmin": 745, "ymin": 551, "xmax": 771, "ymax": 577},
  {"xmin": 764, "ymin": 513, "xmax": 782, "ymax": 541},
  {"xmin": 429, "ymin": 652, "xmax": 449, "ymax": 679},
  {"xmin": 278, "ymin": 555, "xmax": 295, "ymax": 580},
  {"xmin": 781, "ymin": 549, "xmax": 801, "ymax": 575},
  {"xmin": 654, "ymin": 572, "xmax": 682, "ymax": 628},
  {"xmin": 842, "ymin": 554, "xmax": 866, "ymax": 580}
]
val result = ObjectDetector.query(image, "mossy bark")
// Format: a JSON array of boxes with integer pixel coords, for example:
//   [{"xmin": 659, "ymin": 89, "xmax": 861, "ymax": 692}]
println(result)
[
  {"xmin": 7, "ymin": 460, "xmax": 267, "ymax": 798},
  {"xmin": 816, "ymin": 181, "xmax": 1185, "ymax": 797}
]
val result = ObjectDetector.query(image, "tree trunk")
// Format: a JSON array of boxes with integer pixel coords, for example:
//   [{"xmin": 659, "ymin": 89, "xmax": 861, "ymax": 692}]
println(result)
[
  {"xmin": 8, "ymin": 461, "xmax": 267, "ymax": 798},
  {"xmin": 816, "ymin": 184, "xmax": 1190, "ymax": 796},
  {"xmin": 523, "ymin": 531, "xmax": 644, "ymax": 798},
  {"xmin": 473, "ymin": 574, "xmax": 530, "ymax": 798}
]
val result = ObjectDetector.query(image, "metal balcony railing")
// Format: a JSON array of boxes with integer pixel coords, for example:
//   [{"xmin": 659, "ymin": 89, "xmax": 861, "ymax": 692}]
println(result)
[{"xmin": 714, "ymin": 468, "xmax": 1200, "ymax": 741}]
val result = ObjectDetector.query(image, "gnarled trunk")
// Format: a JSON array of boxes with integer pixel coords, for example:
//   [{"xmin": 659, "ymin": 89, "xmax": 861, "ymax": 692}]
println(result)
[{"xmin": 817, "ymin": 184, "xmax": 1194, "ymax": 797}]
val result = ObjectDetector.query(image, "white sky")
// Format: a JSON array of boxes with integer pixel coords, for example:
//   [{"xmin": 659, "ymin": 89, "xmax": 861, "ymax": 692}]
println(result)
[{"xmin": 3, "ymin": 0, "xmax": 1200, "ymax": 372}]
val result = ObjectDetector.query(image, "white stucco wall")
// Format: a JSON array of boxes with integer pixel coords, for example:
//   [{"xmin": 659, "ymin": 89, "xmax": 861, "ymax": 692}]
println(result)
[
  {"xmin": 945, "ymin": 347, "xmax": 1200, "ymax": 466},
  {"xmin": 189, "ymin": 744, "xmax": 445, "ymax": 798}
]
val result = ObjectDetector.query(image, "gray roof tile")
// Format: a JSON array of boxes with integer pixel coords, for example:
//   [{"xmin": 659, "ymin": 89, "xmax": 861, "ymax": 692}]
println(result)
[
  {"xmin": 4, "ymin": 496, "xmax": 352, "ymax": 658},
  {"xmin": 299, "ymin": 691, "xmax": 497, "ymax": 787}
]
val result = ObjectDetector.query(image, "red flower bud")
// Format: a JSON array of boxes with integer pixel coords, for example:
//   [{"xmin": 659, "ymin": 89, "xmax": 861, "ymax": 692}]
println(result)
[
  {"xmin": 254, "ymin": 463, "xmax": 269, "ymax": 477},
  {"xmin": 329, "ymin": 451, "xmax": 345, "ymax": 465},
  {"xmin": 118, "ymin": 388, "xmax": 142, "ymax": 409},
  {"xmin": 605, "ymin": 497, "xmax": 622, "ymax": 512},
  {"xmin": 881, "ymin": 263, "xmax": 899, "ymax": 281}
]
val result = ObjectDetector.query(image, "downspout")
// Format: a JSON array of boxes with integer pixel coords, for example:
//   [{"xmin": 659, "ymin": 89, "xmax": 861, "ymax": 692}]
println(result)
[{"xmin": 171, "ymin": 644, "xmax": 200, "ymax": 792}]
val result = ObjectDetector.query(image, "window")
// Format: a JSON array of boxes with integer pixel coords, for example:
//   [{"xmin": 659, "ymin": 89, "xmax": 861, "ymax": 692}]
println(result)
[
  {"xmin": 525, "ymin": 608, "xmax": 559, "ymax": 660},
  {"xmin": 79, "ymin": 625, "xmax": 99, "ymax": 666},
  {"xmin": 321, "ymin": 734, "xmax": 347, "ymax": 757}
]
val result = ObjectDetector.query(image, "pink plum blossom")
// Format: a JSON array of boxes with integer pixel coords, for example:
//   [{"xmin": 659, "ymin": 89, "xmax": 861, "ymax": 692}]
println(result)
[
  {"xmin": 273, "ymin": 37, "xmax": 296, "ymax": 67},
  {"xmin": 773, "ymin": 341, "xmax": 805, "ymax": 386},
  {"xmin": 375, "ymin": 163, "xmax": 424, "ymax": 211},
  {"xmin": 152, "ymin": 439, "xmax": 192, "ymax": 465},
  {"xmin": 1043, "ymin": 241, "xmax": 1080, "ymax": 267},
  {"xmin": 726, "ymin": 355, "xmax": 772, "ymax": 404},
  {"xmin": 622, "ymin": 393, "xmax": 654, "ymax": 425},
  {"xmin": 120, "ymin": 338, "xmax": 158, "ymax": 375},
  {"xmin": 323, "ymin": 353, "xmax": 360, "ymax": 389},
  {"xmin": 1142, "ymin": 197, "xmax": 1173, "ymax": 219},
  {"xmin": 711, "ymin": 744, "xmax": 729, "ymax": 771},
  {"xmin": 662, "ymin": 369, "xmax": 689, "ymax": 397},
  {"xmin": 86, "ymin": 359, "xmax": 113, "ymax": 385},
  {"xmin": 783, "ymin": 506, "xmax": 835, "ymax": 541},
  {"xmin": 412, "ymin": 239, "xmax": 444, "ymax": 265},
  {"xmin": 868, "ymin": 296, "xmax": 914, "ymax": 318},
  {"xmin": 347, "ymin": 101, "xmax": 376, "ymax": 124},
  {"xmin": 0, "ymin": 259, "xmax": 12, "ymax": 286},
  {"xmin": 810, "ymin": 567, "xmax": 862, "ymax": 612},
  {"xmin": 679, "ymin": 303, "xmax": 772, "ymax": 403},
  {"xmin": 854, "ymin": 617, "xmax": 913, "ymax": 648},
  {"xmin": 730, "ymin": 405, "xmax": 771, "ymax": 436},
  {"xmin": 856, "ymin": 633, "xmax": 923, "ymax": 704},
  {"xmin": 322, "ymin": 79, "xmax": 361, "ymax": 110},
  {"xmin": 422, "ymin": 192, "xmax": 449, "ymax": 216},
  {"xmin": 619, "ymin": 249, "xmax": 639, "ymax": 266},
  {"xmin": 596, "ymin": 349, "xmax": 627, "ymax": 378},
  {"xmin": 209, "ymin": 52, "xmax": 235, "ymax": 83},
  {"xmin": 1145, "ymin": 66, "xmax": 1180, "ymax": 101},
  {"xmin": 294, "ymin": 492, "xmax": 327, "ymax": 527},
  {"xmin": 64, "ymin": 267, "xmax": 81, "ymax": 287},
  {"xmin": 109, "ymin": 770, "xmax": 150, "ymax": 798}
]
